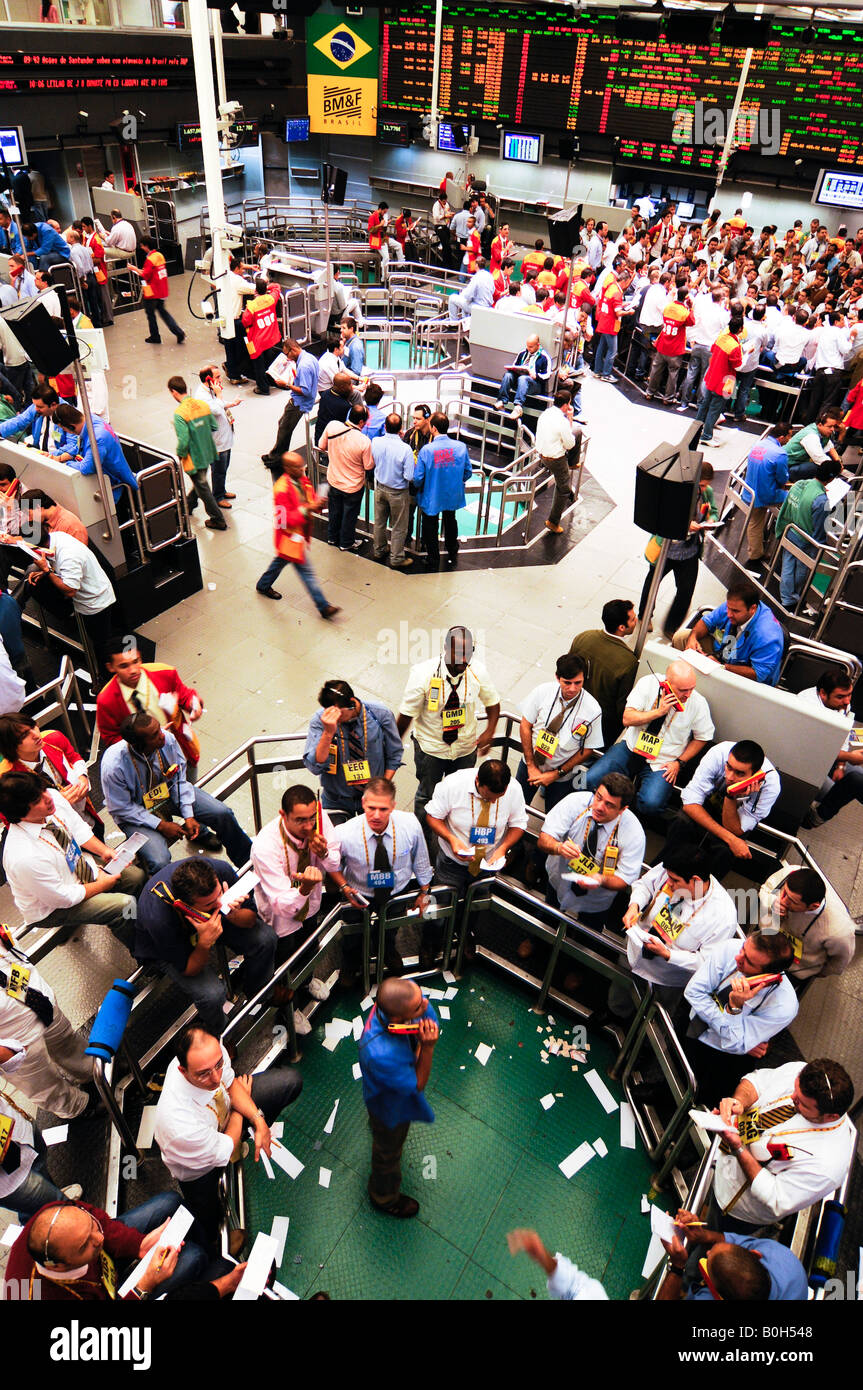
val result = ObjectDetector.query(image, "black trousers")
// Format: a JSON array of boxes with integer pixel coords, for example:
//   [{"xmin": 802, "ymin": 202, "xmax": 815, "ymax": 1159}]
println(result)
[
  {"xmin": 264, "ymin": 403, "xmax": 303, "ymax": 464},
  {"xmin": 638, "ymin": 552, "xmax": 700, "ymax": 636},
  {"xmin": 421, "ymin": 510, "xmax": 458, "ymax": 565},
  {"xmin": 683, "ymin": 1033, "xmax": 751, "ymax": 1110},
  {"xmin": 368, "ymin": 1112, "xmax": 411, "ymax": 1207}
]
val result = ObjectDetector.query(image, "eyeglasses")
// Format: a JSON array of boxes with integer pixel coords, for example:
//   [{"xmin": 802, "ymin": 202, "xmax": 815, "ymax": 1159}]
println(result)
[
  {"xmin": 43, "ymin": 1206, "xmax": 102, "ymax": 1264},
  {"xmin": 193, "ymin": 1059, "xmax": 225, "ymax": 1082}
]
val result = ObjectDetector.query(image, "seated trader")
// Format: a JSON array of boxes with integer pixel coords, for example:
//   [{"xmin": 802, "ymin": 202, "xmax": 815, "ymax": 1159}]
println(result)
[
  {"xmin": 712, "ymin": 1058, "xmax": 856, "ymax": 1230},
  {"xmin": 100, "ymin": 713, "xmax": 252, "ymax": 875},
  {"xmin": 585, "ymin": 660, "xmax": 713, "ymax": 817},
  {"xmin": 252, "ymin": 784, "xmax": 341, "ymax": 954},
  {"xmin": 517, "ymin": 654, "xmax": 604, "ymax": 812},
  {"xmin": 155, "ymin": 1022, "xmax": 302, "ymax": 1250},
  {"xmin": 683, "ymin": 932, "xmax": 798, "ymax": 1107},
  {"xmin": 676, "ymin": 578, "xmax": 785, "ymax": 685},
  {"xmin": 303, "ymin": 679, "xmax": 402, "ymax": 819},
  {"xmin": 0, "ymin": 770, "xmax": 143, "ymax": 939},
  {"xmin": 610, "ymin": 845, "xmax": 739, "ymax": 1023},
  {"xmin": 6, "ymin": 1196, "xmax": 207, "ymax": 1302},
  {"xmin": 668, "ymin": 739, "xmax": 781, "ymax": 881},
  {"xmin": 799, "ymin": 671, "xmax": 863, "ymax": 827},
  {"xmin": 494, "ymin": 333, "xmax": 552, "ymax": 419},
  {"xmin": 359, "ymin": 976, "xmax": 438, "ymax": 1219},
  {"xmin": 51, "ymin": 405, "xmax": 139, "ymax": 499},
  {"xmin": 134, "ymin": 857, "xmax": 277, "ymax": 1037},
  {"xmin": 331, "ymin": 778, "xmax": 432, "ymax": 917},
  {"xmin": 784, "ymin": 410, "xmax": 842, "ymax": 482},
  {"xmin": 539, "ymin": 773, "xmax": 646, "ymax": 927},
  {"xmin": 425, "ymin": 758, "xmax": 527, "ymax": 893},
  {"xmin": 97, "ymin": 639, "xmax": 204, "ymax": 779},
  {"xmin": 0, "ymin": 714, "xmax": 100, "ymax": 829},
  {"xmin": 759, "ymin": 865, "xmax": 855, "ymax": 983},
  {"xmin": 658, "ymin": 1218, "xmax": 809, "ymax": 1302},
  {"xmin": 569, "ymin": 599, "xmax": 638, "ymax": 745}
]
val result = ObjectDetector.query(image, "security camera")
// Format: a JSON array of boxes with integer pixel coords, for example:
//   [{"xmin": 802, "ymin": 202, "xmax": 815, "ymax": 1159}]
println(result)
[{"xmin": 218, "ymin": 101, "xmax": 244, "ymax": 119}]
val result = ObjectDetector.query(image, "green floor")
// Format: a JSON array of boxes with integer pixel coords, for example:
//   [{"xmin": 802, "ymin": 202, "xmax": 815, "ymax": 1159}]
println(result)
[{"xmin": 243, "ymin": 971, "xmax": 667, "ymax": 1300}]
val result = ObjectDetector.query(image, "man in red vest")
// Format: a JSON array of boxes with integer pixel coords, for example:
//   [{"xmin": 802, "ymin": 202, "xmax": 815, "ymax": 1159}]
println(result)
[
  {"xmin": 130, "ymin": 236, "xmax": 185, "ymax": 346},
  {"xmin": 241, "ymin": 277, "xmax": 282, "ymax": 395},
  {"xmin": 255, "ymin": 451, "xmax": 340, "ymax": 619}
]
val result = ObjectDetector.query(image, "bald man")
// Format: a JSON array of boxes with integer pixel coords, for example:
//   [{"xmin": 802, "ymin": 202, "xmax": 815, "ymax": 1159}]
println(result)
[
  {"xmin": 357, "ymin": 976, "xmax": 439, "ymax": 1218},
  {"xmin": 585, "ymin": 661, "xmax": 713, "ymax": 816},
  {"xmin": 495, "ymin": 334, "xmax": 552, "ymax": 419}
]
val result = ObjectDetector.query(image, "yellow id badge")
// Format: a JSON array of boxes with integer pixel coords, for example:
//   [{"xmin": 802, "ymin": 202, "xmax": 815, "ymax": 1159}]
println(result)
[
  {"xmin": 6, "ymin": 963, "xmax": 30, "ymax": 1002},
  {"xmin": 534, "ymin": 728, "xmax": 559, "ymax": 758},
  {"xmin": 634, "ymin": 730, "xmax": 663, "ymax": 760},
  {"xmin": 344, "ymin": 759, "xmax": 371, "ymax": 785},
  {"xmin": 427, "ymin": 678, "xmax": 444, "ymax": 712},
  {"xmin": 602, "ymin": 843, "xmax": 620, "ymax": 874},
  {"xmin": 100, "ymin": 1249, "xmax": 118, "ymax": 1300},
  {"xmin": 143, "ymin": 780, "xmax": 170, "ymax": 812},
  {"xmin": 327, "ymin": 742, "xmax": 338, "ymax": 774},
  {"xmin": 652, "ymin": 902, "xmax": 684, "ymax": 942},
  {"xmin": 780, "ymin": 927, "xmax": 804, "ymax": 963},
  {"xmin": 441, "ymin": 705, "xmax": 466, "ymax": 730},
  {"xmin": 0, "ymin": 1114, "xmax": 14, "ymax": 1163},
  {"xmin": 573, "ymin": 722, "xmax": 589, "ymax": 739},
  {"xmin": 568, "ymin": 851, "xmax": 600, "ymax": 877},
  {"xmin": 851, "ymin": 727, "xmax": 863, "ymax": 748}
]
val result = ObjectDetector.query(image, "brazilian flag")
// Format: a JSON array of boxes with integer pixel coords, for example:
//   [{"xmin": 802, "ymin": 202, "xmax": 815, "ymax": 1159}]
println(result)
[{"xmin": 307, "ymin": 13, "xmax": 379, "ymax": 137}]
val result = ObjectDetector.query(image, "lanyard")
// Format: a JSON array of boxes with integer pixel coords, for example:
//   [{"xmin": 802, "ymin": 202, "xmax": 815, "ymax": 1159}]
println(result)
[
  {"xmin": 38, "ymin": 817, "xmax": 79, "ymax": 856},
  {"xmin": 572, "ymin": 805, "xmax": 621, "ymax": 856},
  {"xmin": 129, "ymin": 746, "xmax": 169, "ymax": 798},
  {"xmin": 544, "ymin": 688, "xmax": 584, "ymax": 733},
  {"xmin": 361, "ymin": 818, "xmax": 396, "ymax": 869},
  {"xmin": 338, "ymin": 703, "xmax": 368, "ymax": 763}
]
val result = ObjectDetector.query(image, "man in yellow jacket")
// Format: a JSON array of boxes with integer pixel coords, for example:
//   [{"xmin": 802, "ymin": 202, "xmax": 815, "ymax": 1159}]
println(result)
[{"xmin": 167, "ymin": 376, "xmax": 227, "ymax": 531}]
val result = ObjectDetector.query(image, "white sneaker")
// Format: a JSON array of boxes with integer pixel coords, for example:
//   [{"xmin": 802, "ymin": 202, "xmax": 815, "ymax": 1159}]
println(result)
[
  {"xmin": 307, "ymin": 977, "xmax": 331, "ymax": 1002},
  {"xmin": 62, "ymin": 1184, "xmax": 83, "ymax": 1201},
  {"xmin": 509, "ymin": 404, "xmax": 523, "ymax": 419},
  {"xmin": 701, "ymin": 438, "xmax": 721, "ymax": 448},
  {"xmin": 494, "ymin": 399, "xmax": 506, "ymax": 409},
  {"xmin": 294, "ymin": 1008, "xmax": 312, "ymax": 1036}
]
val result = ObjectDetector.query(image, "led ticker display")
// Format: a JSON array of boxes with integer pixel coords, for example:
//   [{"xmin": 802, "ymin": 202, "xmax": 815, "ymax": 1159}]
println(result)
[
  {"xmin": 0, "ymin": 50, "xmax": 192, "ymax": 93},
  {"xmin": 380, "ymin": 4, "xmax": 863, "ymax": 166},
  {"xmin": 616, "ymin": 139, "xmax": 723, "ymax": 173}
]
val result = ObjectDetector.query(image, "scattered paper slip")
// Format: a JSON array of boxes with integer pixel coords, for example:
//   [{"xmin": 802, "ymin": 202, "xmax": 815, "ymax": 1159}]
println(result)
[
  {"xmin": 641, "ymin": 1231, "xmax": 666, "ymax": 1280},
  {"xmin": 260, "ymin": 1152, "xmax": 275, "ymax": 1181},
  {"xmin": 319, "ymin": 1167, "xmax": 332, "ymax": 1189},
  {"xmin": 270, "ymin": 1121, "xmax": 284, "ymax": 1139},
  {"xmin": 438, "ymin": 1005, "xmax": 451, "ymax": 1020},
  {"xmin": 269, "ymin": 1216, "xmax": 290, "ymax": 1265},
  {"xmin": 269, "ymin": 1144, "xmax": 304, "ymax": 1180},
  {"xmin": 273, "ymin": 1281, "xmax": 300, "ymax": 1301},
  {"xmin": 234, "ymin": 1233, "xmax": 278, "ymax": 1301},
  {"xmin": 0, "ymin": 1224, "xmax": 22, "ymax": 1247},
  {"xmin": 324, "ymin": 1018, "xmax": 353, "ymax": 1041},
  {"xmin": 42, "ymin": 1125, "xmax": 68, "ymax": 1146},
  {"xmin": 444, "ymin": 986, "xmax": 459, "ymax": 1000},
  {"xmin": 119, "ymin": 1205, "xmax": 194, "ymax": 1299},
  {"xmin": 650, "ymin": 1206, "xmax": 678, "ymax": 1244},
  {"xmin": 352, "ymin": 1062, "xmax": 362, "ymax": 1081},
  {"xmin": 360, "ymin": 995, "xmax": 374, "ymax": 1011},
  {"xmin": 424, "ymin": 987, "xmax": 446, "ymax": 1000},
  {"xmin": 540, "ymin": 1093, "xmax": 556, "ymax": 1111},
  {"xmin": 474, "ymin": 1042, "xmax": 493, "ymax": 1066},
  {"xmin": 584, "ymin": 1069, "xmax": 619, "ymax": 1114},
  {"xmin": 688, "ymin": 1109, "xmax": 729, "ymax": 1133},
  {"xmin": 559, "ymin": 1142, "xmax": 595, "ymax": 1179},
  {"xmin": 352, "ymin": 1016, "xmax": 363, "ymax": 1041},
  {"xmin": 620, "ymin": 1102, "xmax": 636, "ymax": 1150},
  {"xmin": 136, "ymin": 1107, "xmax": 158, "ymax": 1150},
  {"xmin": 641, "ymin": 1195, "xmax": 650, "ymax": 1215},
  {"xmin": 402, "ymin": 955, "xmax": 420, "ymax": 967},
  {"xmin": 442, "ymin": 970, "xmax": 457, "ymax": 984},
  {"xmin": 594, "ymin": 1137, "xmax": 608, "ymax": 1158},
  {"xmin": 324, "ymin": 1099, "xmax": 339, "ymax": 1135}
]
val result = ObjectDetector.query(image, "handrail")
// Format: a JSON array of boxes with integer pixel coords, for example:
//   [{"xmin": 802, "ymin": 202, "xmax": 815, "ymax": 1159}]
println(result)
[{"xmin": 20, "ymin": 653, "xmax": 91, "ymax": 746}]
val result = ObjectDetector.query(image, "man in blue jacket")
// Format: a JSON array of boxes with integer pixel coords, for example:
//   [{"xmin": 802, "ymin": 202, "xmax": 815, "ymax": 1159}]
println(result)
[
  {"xmin": 678, "ymin": 578, "xmax": 785, "ymax": 685},
  {"xmin": 0, "ymin": 385, "xmax": 64, "ymax": 451},
  {"xmin": 358, "ymin": 976, "xmax": 438, "ymax": 1219},
  {"xmin": 414, "ymin": 411, "xmax": 472, "ymax": 570},
  {"xmin": 21, "ymin": 220, "xmax": 71, "ymax": 269},
  {"xmin": 51, "ymin": 405, "xmax": 138, "ymax": 500},
  {"xmin": 743, "ymin": 422, "xmax": 793, "ymax": 568}
]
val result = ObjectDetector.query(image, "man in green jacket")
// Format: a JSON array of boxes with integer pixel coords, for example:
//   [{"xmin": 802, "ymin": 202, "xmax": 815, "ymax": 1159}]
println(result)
[
  {"xmin": 775, "ymin": 459, "xmax": 840, "ymax": 609},
  {"xmin": 785, "ymin": 408, "xmax": 842, "ymax": 481},
  {"xmin": 168, "ymin": 376, "xmax": 228, "ymax": 532}
]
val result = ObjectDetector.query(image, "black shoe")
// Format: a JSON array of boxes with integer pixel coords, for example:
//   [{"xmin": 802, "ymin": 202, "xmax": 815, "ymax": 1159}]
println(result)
[
  {"xmin": 371, "ymin": 1193, "xmax": 419, "ymax": 1218},
  {"xmin": 257, "ymin": 587, "xmax": 282, "ymax": 600},
  {"xmin": 191, "ymin": 829, "xmax": 222, "ymax": 852},
  {"xmin": 144, "ymin": 336, "xmax": 161, "ymax": 344},
  {"xmin": 176, "ymin": 333, "xmax": 186, "ymax": 345}
]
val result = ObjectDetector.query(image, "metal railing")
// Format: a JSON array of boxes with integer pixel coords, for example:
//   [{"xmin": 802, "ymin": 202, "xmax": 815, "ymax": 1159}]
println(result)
[{"xmin": 118, "ymin": 437, "xmax": 192, "ymax": 556}]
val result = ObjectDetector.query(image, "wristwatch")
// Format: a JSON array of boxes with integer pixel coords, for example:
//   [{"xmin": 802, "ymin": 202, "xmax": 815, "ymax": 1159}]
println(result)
[{"xmin": 130, "ymin": 1285, "xmax": 150, "ymax": 1301}]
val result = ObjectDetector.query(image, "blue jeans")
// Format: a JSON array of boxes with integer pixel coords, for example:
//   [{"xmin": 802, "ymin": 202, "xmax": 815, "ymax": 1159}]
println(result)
[
  {"xmin": 761, "ymin": 350, "xmax": 805, "ymax": 381},
  {"xmin": 11, "ymin": 1151, "xmax": 64, "ymax": 1222},
  {"xmin": 212, "ymin": 449, "xmax": 231, "ymax": 501},
  {"xmin": 634, "ymin": 327, "xmax": 660, "ymax": 378},
  {"xmin": 161, "ymin": 914, "xmax": 277, "ymax": 1035},
  {"xmin": 119, "ymin": 1190, "xmax": 209, "ymax": 1294},
  {"xmin": 256, "ymin": 553, "xmax": 330, "ymax": 614},
  {"xmin": 515, "ymin": 759, "xmax": 585, "ymax": 813},
  {"xmin": 732, "ymin": 369, "xmax": 758, "ymax": 420},
  {"xmin": 584, "ymin": 741, "xmax": 675, "ymax": 815},
  {"xmin": 680, "ymin": 345, "xmax": 710, "ymax": 405},
  {"xmin": 594, "ymin": 332, "xmax": 618, "ymax": 377},
  {"xmin": 499, "ymin": 371, "xmax": 542, "ymax": 406},
  {"xmin": 695, "ymin": 387, "xmax": 725, "ymax": 442},
  {"xmin": 327, "ymin": 485, "xmax": 364, "ymax": 547},
  {"xmin": 117, "ymin": 786, "xmax": 253, "ymax": 874},
  {"xmin": 780, "ymin": 530, "xmax": 814, "ymax": 609}
]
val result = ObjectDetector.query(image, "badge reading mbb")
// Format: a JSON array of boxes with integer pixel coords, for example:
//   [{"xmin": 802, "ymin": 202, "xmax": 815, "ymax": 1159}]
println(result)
[{"xmin": 307, "ymin": 15, "xmax": 379, "ymax": 137}]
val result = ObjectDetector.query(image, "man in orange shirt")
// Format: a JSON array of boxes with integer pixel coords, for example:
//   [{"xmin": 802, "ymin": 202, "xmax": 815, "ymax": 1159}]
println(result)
[
  {"xmin": 593, "ymin": 259, "xmax": 625, "ymax": 380},
  {"xmin": 130, "ymin": 236, "xmax": 185, "ymax": 346},
  {"xmin": 695, "ymin": 313, "xmax": 744, "ymax": 446},
  {"xmin": 255, "ymin": 451, "xmax": 339, "ymax": 617},
  {"xmin": 646, "ymin": 286, "xmax": 694, "ymax": 402},
  {"xmin": 18, "ymin": 489, "xmax": 88, "ymax": 545}
]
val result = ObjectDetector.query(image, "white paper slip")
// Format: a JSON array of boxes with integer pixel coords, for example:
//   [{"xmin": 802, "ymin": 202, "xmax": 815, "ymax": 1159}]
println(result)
[
  {"xmin": 324, "ymin": 1099, "xmax": 339, "ymax": 1135},
  {"xmin": 266, "ymin": 352, "xmax": 291, "ymax": 383},
  {"xmin": 594, "ymin": 1137, "xmax": 608, "ymax": 1158},
  {"xmin": 269, "ymin": 1143, "xmax": 304, "ymax": 1179},
  {"xmin": 269, "ymin": 1216, "xmax": 290, "ymax": 1265},
  {"xmin": 352, "ymin": 1016, "xmax": 363, "ymax": 1041},
  {"xmin": 220, "ymin": 870, "xmax": 260, "ymax": 912},
  {"xmin": 641, "ymin": 1195, "xmax": 650, "ymax": 1215},
  {"xmin": 136, "ymin": 1107, "xmax": 158, "ymax": 1149},
  {"xmin": 688, "ymin": 1109, "xmax": 729, "ymax": 1133},
  {"xmin": 480, "ymin": 857, "xmax": 505, "ymax": 871},
  {"xmin": 157, "ymin": 691, "xmax": 179, "ymax": 716},
  {"xmin": 234, "ymin": 1233, "xmax": 278, "ymax": 1301},
  {"xmin": 584, "ymin": 1069, "xmax": 619, "ymax": 1114},
  {"xmin": 649, "ymin": 1205, "xmax": 678, "ymax": 1245},
  {"xmin": 620, "ymin": 1102, "xmax": 636, "ymax": 1150},
  {"xmin": 424, "ymin": 987, "xmax": 446, "ymax": 1000},
  {"xmin": 352, "ymin": 1062, "xmax": 362, "ymax": 1081},
  {"xmin": 118, "ymin": 1205, "xmax": 195, "ymax": 1298},
  {"xmin": 0, "ymin": 1224, "xmax": 22, "ymax": 1246},
  {"xmin": 360, "ymin": 995, "xmax": 374, "ymax": 1011},
  {"xmin": 402, "ymin": 955, "xmax": 420, "ymax": 967},
  {"xmin": 540, "ymin": 1093, "xmax": 556, "ymax": 1111},
  {"xmin": 270, "ymin": 1121, "xmax": 284, "ymax": 1139},
  {"xmin": 559, "ymin": 1142, "xmax": 595, "ymax": 1179},
  {"xmin": 321, "ymin": 1036, "xmax": 340, "ymax": 1052},
  {"xmin": 42, "ymin": 1124, "xmax": 69, "ymax": 1146},
  {"xmin": 319, "ymin": 1167, "xmax": 332, "ymax": 1189},
  {"xmin": 444, "ymin": 986, "xmax": 459, "ymax": 1000},
  {"xmin": 438, "ymin": 1005, "xmax": 451, "ymax": 1020},
  {"xmin": 442, "ymin": 970, "xmax": 457, "ymax": 984},
  {"xmin": 323, "ymin": 1018, "xmax": 353, "ymax": 1048},
  {"xmin": 641, "ymin": 1230, "xmax": 666, "ymax": 1280},
  {"xmin": 261, "ymin": 1152, "xmax": 275, "ymax": 1181},
  {"xmin": 109, "ymin": 831, "xmax": 148, "ymax": 873},
  {"xmin": 474, "ymin": 1042, "xmax": 493, "ymax": 1066},
  {"xmin": 273, "ymin": 1281, "xmax": 300, "ymax": 1301}
]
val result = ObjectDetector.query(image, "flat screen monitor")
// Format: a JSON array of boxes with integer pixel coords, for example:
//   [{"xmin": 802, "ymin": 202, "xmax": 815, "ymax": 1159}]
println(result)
[
  {"xmin": 0, "ymin": 126, "xmax": 26, "ymax": 167},
  {"xmin": 437, "ymin": 122, "xmax": 472, "ymax": 152},
  {"xmin": 380, "ymin": 118, "xmax": 410, "ymax": 147},
  {"xmin": 813, "ymin": 168, "xmax": 863, "ymax": 211},
  {"xmin": 285, "ymin": 116, "xmax": 311, "ymax": 143},
  {"xmin": 499, "ymin": 130, "xmax": 543, "ymax": 165}
]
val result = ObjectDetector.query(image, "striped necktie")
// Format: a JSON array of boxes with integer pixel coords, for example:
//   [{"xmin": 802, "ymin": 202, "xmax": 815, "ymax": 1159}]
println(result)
[
  {"xmin": 47, "ymin": 818, "xmax": 96, "ymax": 884},
  {"xmin": 720, "ymin": 1102, "xmax": 796, "ymax": 1153},
  {"xmin": 294, "ymin": 844, "xmax": 312, "ymax": 922}
]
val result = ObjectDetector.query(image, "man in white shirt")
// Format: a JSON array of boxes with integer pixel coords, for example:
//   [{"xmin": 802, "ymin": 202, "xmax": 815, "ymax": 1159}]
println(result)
[
  {"xmin": 683, "ymin": 932, "xmax": 797, "ymax": 1106},
  {"xmin": 425, "ymin": 758, "xmax": 527, "ymax": 892},
  {"xmin": 25, "ymin": 529, "xmax": 117, "ymax": 659},
  {"xmin": 540, "ymin": 773, "xmax": 646, "ymax": 926},
  {"xmin": 448, "ymin": 259, "xmax": 495, "ymax": 324},
  {"xmin": 711, "ymin": 1058, "xmax": 856, "ymax": 1230},
  {"xmin": 585, "ymin": 660, "xmax": 713, "ymax": 816},
  {"xmin": 154, "ymin": 1021, "xmax": 302, "ymax": 1250},
  {"xmin": 799, "ymin": 672, "xmax": 863, "ymax": 827},
  {"xmin": 807, "ymin": 311, "xmax": 862, "ymax": 417},
  {"xmin": 762, "ymin": 307, "xmax": 811, "ymax": 379},
  {"xmin": 633, "ymin": 268, "xmax": 670, "ymax": 379},
  {"xmin": 33, "ymin": 269, "xmax": 61, "ymax": 321},
  {"xmin": 397, "ymin": 626, "xmax": 500, "ymax": 821},
  {"xmin": 0, "ymin": 771, "xmax": 144, "ymax": 938},
  {"xmin": 669, "ymin": 739, "xmax": 781, "ymax": 881},
  {"xmin": 251, "ymin": 783, "xmax": 340, "ymax": 947},
  {"xmin": 96, "ymin": 209, "xmax": 137, "ymax": 257},
  {"xmin": 759, "ymin": 864, "xmax": 855, "ymax": 983},
  {"xmin": 535, "ymin": 391, "xmax": 581, "ymax": 534},
  {"xmin": 517, "ymin": 654, "xmax": 604, "ymax": 812}
]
